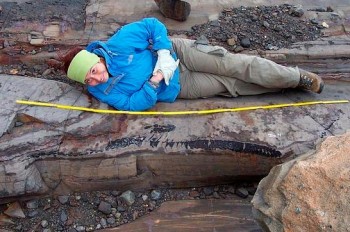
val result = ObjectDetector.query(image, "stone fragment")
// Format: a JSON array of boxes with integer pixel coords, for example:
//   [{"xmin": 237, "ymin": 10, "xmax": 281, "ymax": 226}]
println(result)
[
  {"xmin": 0, "ymin": 214, "xmax": 15, "ymax": 225},
  {"xmin": 43, "ymin": 24, "xmax": 60, "ymax": 37},
  {"xmin": 42, "ymin": 68, "xmax": 52, "ymax": 76},
  {"xmin": 120, "ymin": 190, "xmax": 135, "ymax": 206},
  {"xmin": 26, "ymin": 200, "xmax": 39, "ymax": 209},
  {"xmin": 107, "ymin": 217, "xmax": 116, "ymax": 225},
  {"xmin": 213, "ymin": 192, "xmax": 220, "ymax": 199},
  {"xmin": 98, "ymin": 201, "xmax": 112, "ymax": 215},
  {"xmin": 151, "ymin": 190, "xmax": 161, "ymax": 200},
  {"xmin": 58, "ymin": 195, "xmax": 69, "ymax": 205},
  {"xmin": 252, "ymin": 132, "xmax": 350, "ymax": 232},
  {"xmin": 60, "ymin": 210, "xmax": 68, "ymax": 222},
  {"xmin": 240, "ymin": 38, "xmax": 250, "ymax": 48},
  {"xmin": 290, "ymin": 5, "xmax": 304, "ymax": 17},
  {"xmin": 322, "ymin": 22, "xmax": 329, "ymax": 28},
  {"xmin": 75, "ymin": 226, "xmax": 85, "ymax": 232},
  {"xmin": 4, "ymin": 202, "xmax": 25, "ymax": 218},
  {"xmin": 41, "ymin": 220, "xmax": 48, "ymax": 228},
  {"xmin": 142, "ymin": 195, "xmax": 148, "ymax": 201},
  {"xmin": 234, "ymin": 46, "xmax": 244, "ymax": 53},
  {"xmin": 262, "ymin": 21, "xmax": 270, "ymax": 28},
  {"xmin": 3, "ymin": 40, "xmax": 10, "ymax": 48},
  {"xmin": 235, "ymin": 187, "xmax": 249, "ymax": 198},
  {"xmin": 203, "ymin": 187, "xmax": 214, "ymax": 196},
  {"xmin": 30, "ymin": 38, "xmax": 45, "ymax": 45},
  {"xmin": 27, "ymin": 210, "xmax": 38, "ymax": 218},
  {"xmin": 227, "ymin": 38, "xmax": 236, "ymax": 46},
  {"xmin": 100, "ymin": 218, "xmax": 107, "ymax": 228},
  {"xmin": 111, "ymin": 191, "xmax": 120, "ymax": 197},
  {"xmin": 189, "ymin": 190, "xmax": 200, "ymax": 198}
]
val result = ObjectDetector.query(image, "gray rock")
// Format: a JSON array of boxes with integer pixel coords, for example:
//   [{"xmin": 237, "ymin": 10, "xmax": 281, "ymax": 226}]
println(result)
[
  {"xmin": 262, "ymin": 21, "xmax": 270, "ymax": 28},
  {"xmin": 117, "ymin": 206, "xmax": 126, "ymax": 212},
  {"xmin": 290, "ymin": 5, "xmax": 304, "ymax": 17},
  {"xmin": 98, "ymin": 201, "xmax": 112, "ymax": 215},
  {"xmin": 27, "ymin": 210, "xmax": 38, "ymax": 218},
  {"xmin": 120, "ymin": 190, "xmax": 135, "ymax": 206},
  {"xmin": 41, "ymin": 220, "xmax": 49, "ymax": 228},
  {"xmin": 75, "ymin": 226, "xmax": 85, "ymax": 232},
  {"xmin": 213, "ymin": 192, "xmax": 220, "ymax": 199},
  {"xmin": 240, "ymin": 38, "xmax": 251, "ymax": 48},
  {"xmin": 247, "ymin": 186, "xmax": 257, "ymax": 195},
  {"xmin": 234, "ymin": 45, "xmax": 244, "ymax": 53},
  {"xmin": 60, "ymin": 210, "xmax": 68, "ymax": 222},
  {"xmin": 15, "ymin": 121, "xmax": 24, "ymax": 127},
  {"xmin": 111, "ymin": 190, "xmax": 120, "ymax": 197},
  {"xmin": 58, "ymin": 195, "xmax": 69, "ymax": 205},
  {"xmin": 235, "ymin": 187, "xmax": 249, "ymax": 198},
  {"xmin": 100, "ymin": 218, "xmax": 107, "ymax": 228},
  {"xmin": 203, "ymin": 187, "xmax": 214, "ymax": 196},
  {"xmin": 26, "ymin": 200, "xmax": 39, "ymax": 209},
  {"xmin": 107, "ymin": 217, "xmax": 116, "ymax": 225},
  {"xmin": 151, "ymin": 190, "xmax": 161, "ymax": 200},
  {"xmin": 142, "ymin": 194, "xmax": 148, "ymax": 201}
]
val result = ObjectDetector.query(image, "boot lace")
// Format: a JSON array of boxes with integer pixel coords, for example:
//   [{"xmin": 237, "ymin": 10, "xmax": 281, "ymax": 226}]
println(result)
[{"xmin": 299, "ymin": 75, "xmax": 313, "ymax": 89}]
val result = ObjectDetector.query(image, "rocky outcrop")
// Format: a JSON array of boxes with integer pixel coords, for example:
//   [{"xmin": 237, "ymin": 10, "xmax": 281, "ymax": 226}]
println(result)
[
  {"xmin": 252, "ymin": 131, "xmax": 350, "ymax": 232},
  {"xmin": 1, "ymin": 75, "xmax": 350, "ymax": 203}
]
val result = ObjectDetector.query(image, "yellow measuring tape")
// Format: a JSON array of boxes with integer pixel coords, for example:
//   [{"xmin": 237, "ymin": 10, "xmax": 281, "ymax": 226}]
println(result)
[{"xmin": 16, "ymin": 99, "xmax": 349, "ymax": 116}]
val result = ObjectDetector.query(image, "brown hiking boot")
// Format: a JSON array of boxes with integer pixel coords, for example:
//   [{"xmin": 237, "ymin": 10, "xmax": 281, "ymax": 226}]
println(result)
[
  {"xmin": 154, "ymin": 0, "xmax": 191, "ymax": 21},
  {"xmin": 298, "ymin": 69, "xmax": 324, "ymax": 93}
]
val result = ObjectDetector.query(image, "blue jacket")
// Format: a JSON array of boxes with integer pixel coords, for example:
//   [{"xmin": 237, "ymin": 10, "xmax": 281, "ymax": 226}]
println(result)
[{"xmin": 86, "ymin": 18, "xmax": 180, "ymax": 111}]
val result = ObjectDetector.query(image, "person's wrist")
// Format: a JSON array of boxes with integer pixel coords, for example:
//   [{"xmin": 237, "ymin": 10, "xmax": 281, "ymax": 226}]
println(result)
[
  {"xmin": 148, "ymin": 79, "xmax": 160, "ymax": 88},
  {"xmin": 151, "ymin": 70, "xmax": 164, "ymax": 82}
]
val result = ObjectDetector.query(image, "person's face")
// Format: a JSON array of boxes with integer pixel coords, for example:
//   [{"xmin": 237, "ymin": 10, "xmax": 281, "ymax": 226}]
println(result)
[{"xmin": 85, "ymin": 60, "xmax": 109, "ymax": 86}]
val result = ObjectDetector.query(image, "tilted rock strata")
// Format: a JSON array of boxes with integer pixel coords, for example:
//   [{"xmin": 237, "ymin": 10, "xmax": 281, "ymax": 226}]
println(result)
[{"xmin": 1, "ymin": 75, "xmax": 350, "ymax": 203}]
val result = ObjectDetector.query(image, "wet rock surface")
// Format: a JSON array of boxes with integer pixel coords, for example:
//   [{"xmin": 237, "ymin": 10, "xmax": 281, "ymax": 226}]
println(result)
[{"xmin": 0, "ymin": 184, "xmax": 257, "ymax": 231}]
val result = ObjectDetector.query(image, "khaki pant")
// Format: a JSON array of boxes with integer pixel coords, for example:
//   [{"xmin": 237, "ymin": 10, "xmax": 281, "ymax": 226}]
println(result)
[{"xmin": 171, "ymin": 38, "xmax": 300, "ymax": 99}]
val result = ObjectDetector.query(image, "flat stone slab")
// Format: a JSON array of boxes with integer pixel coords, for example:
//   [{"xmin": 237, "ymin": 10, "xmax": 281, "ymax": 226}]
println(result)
[
  {"xmin": 1, "ymin": 74, "xmax": 350, "ymax": 202},
  {"xmin": 102, "ymin": 199, "xmax": 261, "ymax": 232}
]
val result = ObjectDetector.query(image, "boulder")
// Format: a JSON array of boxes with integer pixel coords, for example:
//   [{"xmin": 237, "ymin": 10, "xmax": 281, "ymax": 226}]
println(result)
[{"xmin": 252, "ymin": 131, "xmax": 350, "ymax": 231}]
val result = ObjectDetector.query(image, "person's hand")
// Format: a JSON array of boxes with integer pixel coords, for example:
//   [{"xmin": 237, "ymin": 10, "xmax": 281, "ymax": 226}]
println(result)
[{"xmin": 153, "ymin": 49, "xmax": 179, "ymax": 85}]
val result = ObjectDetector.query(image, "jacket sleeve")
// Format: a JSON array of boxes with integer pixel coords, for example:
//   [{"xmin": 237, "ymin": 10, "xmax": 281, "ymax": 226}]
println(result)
[
  {"xmin": 106, "ymin": 17, "xmax": 172, "ymax": 52},
  {"xmin": 88, "ymin": 81, "xmax": 160, "ymax": 111}
]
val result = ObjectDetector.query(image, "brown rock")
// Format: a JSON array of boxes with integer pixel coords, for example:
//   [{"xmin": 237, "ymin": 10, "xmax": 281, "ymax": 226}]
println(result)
[
  {"xmin": 252, "ymin": 132, "xmax": 350, "ymax": 232},
  {"xmin": 4, "ymin": 202, "xmax": 25, "ymax": 219},
  {"xmin": 154, "ymin": 0, "xmax": 191, "ymax": 21}
]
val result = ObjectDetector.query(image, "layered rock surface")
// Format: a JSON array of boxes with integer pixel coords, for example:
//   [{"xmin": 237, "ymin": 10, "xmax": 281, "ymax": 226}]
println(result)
[
  {"xmin": 1, "ymin": 75, "xmax": 350, "ymax": 203},
  {"xmin": 252, "ymin": 131, "xmax": 350, "ymax": 231}
]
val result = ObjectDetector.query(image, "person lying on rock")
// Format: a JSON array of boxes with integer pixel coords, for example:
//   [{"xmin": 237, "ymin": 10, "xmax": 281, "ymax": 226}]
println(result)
[
  {"xmin": 64, "ymin": 17, "xmax": 324, "ymax": 111},
  {"xmin": 154, "ymin": 0, "xmax": 191, "ymax": 21}
]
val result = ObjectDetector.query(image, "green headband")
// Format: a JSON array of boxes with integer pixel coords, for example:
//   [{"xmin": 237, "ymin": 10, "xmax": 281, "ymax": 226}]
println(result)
[{"xmin": 67, "ymin": 50, "xmax": 100, "ymax": 84}]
